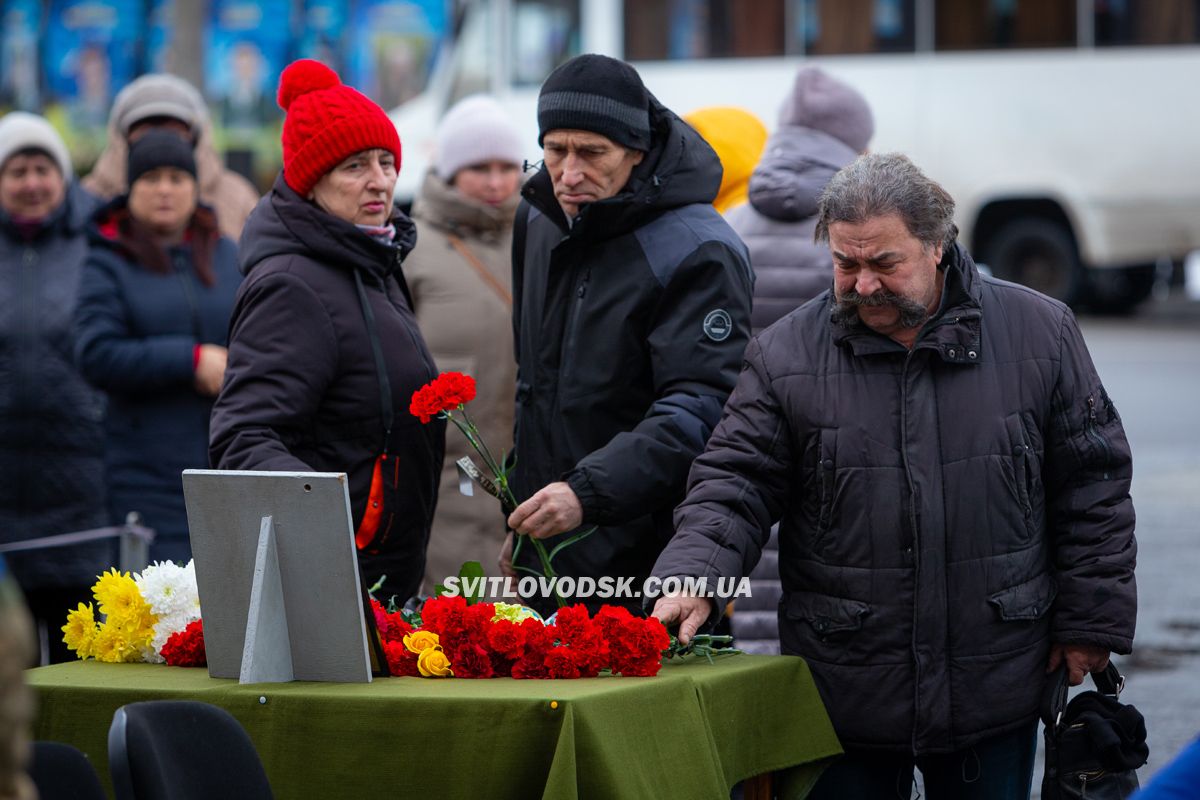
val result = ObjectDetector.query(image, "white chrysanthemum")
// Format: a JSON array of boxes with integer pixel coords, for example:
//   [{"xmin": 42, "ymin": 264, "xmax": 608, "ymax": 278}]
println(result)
[{"xmin": 135, "ymin": 559, "xmax": 201, "ymax": 659}]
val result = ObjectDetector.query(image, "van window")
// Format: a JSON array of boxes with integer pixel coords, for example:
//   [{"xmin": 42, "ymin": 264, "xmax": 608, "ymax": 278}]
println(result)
[
  {"xmin": 800, "ymin": 0, "xmax": 916, "ymax": 55},
  {"xmin": 935, "ymin": 0, "xmax": 1076, "ymax": 50},
  {"xmin": 624, "ymin": 0, "xmax": 786, "ymax": 59},
  {"xmin": 512, "ymin": 0, "xmax": 580, "ymax": 86},
  {"xmin": 1095, "ymin": 0, "xmax": 1200, "ymax": 46},
  {"xmin": 624, "ymin": 0, "xmax": 915, "ymax": 59}
]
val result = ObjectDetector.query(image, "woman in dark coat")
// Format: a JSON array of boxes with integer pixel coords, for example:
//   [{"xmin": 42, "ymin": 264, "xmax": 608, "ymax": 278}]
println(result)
[
  {"xmin": 0, "ymin": 112, "xmax": 106, "ymax": 662},
  {"xmin": 209, "ymin": 60, "xmax": 444, "ymax": 606},
  {"xmin": 74, "ymin": 130, "xmax": 241, "ymax": 565}
]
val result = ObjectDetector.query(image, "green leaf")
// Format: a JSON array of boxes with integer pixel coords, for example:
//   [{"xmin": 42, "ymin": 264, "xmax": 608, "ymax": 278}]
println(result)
[
  {"xmin": 367, "ymin": 574, "xmax": 387, "ymax": 599},
  {"xmin": 457, "ymin": 561, "xmax": 486, "ymax": 605},
  {"xmin": 548, "ymin": 525, "xmax": 598, "ymax": 563},
  {"xmin": 433, "ymin": 583, "xmax": 449, "ymax": 597}
]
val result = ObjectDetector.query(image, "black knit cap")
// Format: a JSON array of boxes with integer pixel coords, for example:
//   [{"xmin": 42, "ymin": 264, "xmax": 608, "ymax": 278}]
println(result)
[
  {"xmin": 537, "ymin": 54, "xmax": 651, "ymax": 151},
  {"xmin": 127, "ymin": 129, "xmax": 197, "ymax": 186}
]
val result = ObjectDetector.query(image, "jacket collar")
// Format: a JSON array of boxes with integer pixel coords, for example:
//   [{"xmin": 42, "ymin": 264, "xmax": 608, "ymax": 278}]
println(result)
[
  {"xmin": 239, "ymin": 173, "xmax": 417, "ymax": 281},
  {"xmin": 411, "ymin": 168, "xmax": 519, "ymax": 242},
  {"xmin": 830, "ymin": 242, "xmax": 984, "ymax": 362},
  {"xmin": 520, "ymin": 92, "xmax": 722, "ymax": 242}
]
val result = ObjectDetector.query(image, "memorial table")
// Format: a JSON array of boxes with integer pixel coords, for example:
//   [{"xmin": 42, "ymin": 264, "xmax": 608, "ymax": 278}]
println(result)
[{"xmin": 28, "ymin": 653, "xmax": 840, "ymax": 799}]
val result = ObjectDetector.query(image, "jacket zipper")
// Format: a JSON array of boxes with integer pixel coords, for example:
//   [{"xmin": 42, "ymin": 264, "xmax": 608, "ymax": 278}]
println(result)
[
  {"xmin": 1084, "ymin": 395, "xmax": 1113, "ymax": 464},
  {"xmin": 19, "ymin": 248, "xmax": 37, "ymax": 399},
  {"xmin": 173, "ymin": 253, "xmax": 203, "ymax": 341},
  {"xmin": 560, "ymin": 265, "xmax": 590, "ymax": 374},
  {"xmin": 900, "ymin": 347, "xmax": 923, "ymax": 753}
]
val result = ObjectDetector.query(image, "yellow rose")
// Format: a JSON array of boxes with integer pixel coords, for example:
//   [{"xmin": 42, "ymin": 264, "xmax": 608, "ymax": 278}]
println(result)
[
  {"xmin": 417, "ymin": 647, "xmax": 453, "ymax": 678},
  {"xmin": 403, "ymin": 630, "xmax": 441, "ymax": 655}
]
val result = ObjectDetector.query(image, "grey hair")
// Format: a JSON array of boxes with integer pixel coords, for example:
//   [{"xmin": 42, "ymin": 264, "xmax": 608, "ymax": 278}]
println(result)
[{"xmin": 814, "ymin": 153, "xmax": 957, "ymax": 253}]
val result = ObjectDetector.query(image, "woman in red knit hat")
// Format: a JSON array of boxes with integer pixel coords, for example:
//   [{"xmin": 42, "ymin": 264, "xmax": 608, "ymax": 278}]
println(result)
[{"xmin": 210, "ymin": 60, "xmax": 445, "ymax": 606}]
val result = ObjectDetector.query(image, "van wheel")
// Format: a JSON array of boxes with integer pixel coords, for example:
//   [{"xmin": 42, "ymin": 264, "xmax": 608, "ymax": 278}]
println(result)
[
  {"xmin": 1086, "ymin": 264, "xmax": 1156, "ymax": 315},
  {"xmin": 981, "ymin": 219, "xmax": 1086, "ymax": 306}
]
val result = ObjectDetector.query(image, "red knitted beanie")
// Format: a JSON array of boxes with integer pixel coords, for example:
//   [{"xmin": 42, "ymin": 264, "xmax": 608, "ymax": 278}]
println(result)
[{"xmin": 277, "ymin": 59, "xmax": 402, "ymax": 196}]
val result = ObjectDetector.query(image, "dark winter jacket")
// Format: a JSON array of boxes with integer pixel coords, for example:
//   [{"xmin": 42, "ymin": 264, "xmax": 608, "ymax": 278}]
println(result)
[
  {"xmin": 726, "ymin": 126, "xmax": 859, "ymax": 333},
  {"xmin": 74, "ymin": 198, "xmax": 240, "ymax": 564},
  {"xmin": 512, "ymin": 94, "xmax": 753, "ymax": 614},
  {"xmin": 653, "ymin": 244, "xmax": 1137, "ymax": 754},
  {"xmin": 210, "ymin": 175, "xmax": 444, "ymax": 605},
  {"xmin": 0, "ymin": 184, "xmax": 109, "ymax": 588}
]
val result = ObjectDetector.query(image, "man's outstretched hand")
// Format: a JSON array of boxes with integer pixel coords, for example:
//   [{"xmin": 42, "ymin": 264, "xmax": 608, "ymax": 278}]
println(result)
[{"xmin": 651, "ymin": 593, "xmax": 713, "ymax": 645}]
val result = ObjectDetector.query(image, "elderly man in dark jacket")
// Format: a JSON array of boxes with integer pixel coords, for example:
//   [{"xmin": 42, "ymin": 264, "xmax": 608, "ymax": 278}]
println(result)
[
  {"xmin": 652, "ymin": 153, "xmax": 1136, "ymax": 798},
  {"xmin": 504, "ymin": 54, "xmax": 753, "ymax": 615}
]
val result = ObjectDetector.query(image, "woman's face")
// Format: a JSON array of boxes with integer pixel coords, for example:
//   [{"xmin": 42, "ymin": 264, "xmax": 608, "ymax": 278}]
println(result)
[
  {"xmin": 128, "ymin": 167, "xmax": 198, "ymax": 236},
  {"xmin": 309, "ymin": 149, "xmax": 398, "ymax": 227},
  {"xmin": 0, "ymin": 152, "xmax": 65, "ymax": 220},
  {"xmin": 452, "ymin": 160, "xmax": 521, "ymax": 207}
]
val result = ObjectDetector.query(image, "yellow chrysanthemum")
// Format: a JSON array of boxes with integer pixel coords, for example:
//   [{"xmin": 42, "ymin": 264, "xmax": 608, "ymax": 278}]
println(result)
[
  {"xmin": 61, "ymin": 603, "xmax": 98, "ymax": 659},
  {"xmin": 117, "ymin": 608, "xmax": 157, "ymax": 651},
  {"xmin": 91, "ymin": 621, "xmax": 134, "ymax": 663},
  {"xmin": 93, "ymin": 568, "xmax": 135, "ymax": 613}
]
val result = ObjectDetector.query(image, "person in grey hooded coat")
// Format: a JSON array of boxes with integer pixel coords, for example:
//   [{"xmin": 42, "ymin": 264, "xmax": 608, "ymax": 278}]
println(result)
[
  {"xmin": 725, "ymin": 67, "xmax": 874, "ymax": 654},
  {"xmin": 727, "ymin": 66, "xmax": 874, "ymax": 334}
]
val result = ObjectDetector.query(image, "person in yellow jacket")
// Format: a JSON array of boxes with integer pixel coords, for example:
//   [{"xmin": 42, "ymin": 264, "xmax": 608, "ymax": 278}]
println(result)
[
  {"xmin": 403, "ymin": 96, "xmax": 527, "ymax": 594},
  {"xmin": 682, "ymin": 106, "xmax": 768, "ymax": 214}
]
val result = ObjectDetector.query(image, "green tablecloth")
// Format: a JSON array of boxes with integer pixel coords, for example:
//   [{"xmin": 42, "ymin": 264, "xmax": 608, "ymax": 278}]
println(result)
[{"xmin": 27, "ymin": 654, "xmax": 840, "ymax": 800}]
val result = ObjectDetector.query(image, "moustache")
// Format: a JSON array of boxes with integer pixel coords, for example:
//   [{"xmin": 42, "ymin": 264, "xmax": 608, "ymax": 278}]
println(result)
[{"xmin": 832, "ymin": 287, "xmax": 929, "ymax": 329}]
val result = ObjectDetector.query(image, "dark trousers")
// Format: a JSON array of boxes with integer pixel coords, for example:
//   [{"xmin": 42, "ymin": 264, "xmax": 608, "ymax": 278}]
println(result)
[{"xmin": 807, "ymin": 720, "xmax": 1039, "ymax": 800}]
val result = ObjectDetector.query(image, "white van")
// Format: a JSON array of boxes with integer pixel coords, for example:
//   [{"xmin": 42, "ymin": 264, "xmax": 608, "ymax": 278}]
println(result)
[{"xmin": 391, "ymin": 0, "xmax": 1200, "ymax": 311}]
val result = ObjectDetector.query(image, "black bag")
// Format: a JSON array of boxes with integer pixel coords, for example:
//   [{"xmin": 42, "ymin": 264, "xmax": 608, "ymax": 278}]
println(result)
[{"xmin": 1041, "ymin": 660, "xmax": 1149, "ymax": 799}]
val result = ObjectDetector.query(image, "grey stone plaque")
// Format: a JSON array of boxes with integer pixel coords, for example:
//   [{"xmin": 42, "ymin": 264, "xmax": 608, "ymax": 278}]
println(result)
[{"xmin": 182, "ymin": 470, "xmax": 372, "ymax": 683}]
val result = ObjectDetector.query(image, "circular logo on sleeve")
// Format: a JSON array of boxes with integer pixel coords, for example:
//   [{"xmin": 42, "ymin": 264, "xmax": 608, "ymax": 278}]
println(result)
[{"xmin": 703, "ymin": 309, "xmax": 733, "ymax": 342}]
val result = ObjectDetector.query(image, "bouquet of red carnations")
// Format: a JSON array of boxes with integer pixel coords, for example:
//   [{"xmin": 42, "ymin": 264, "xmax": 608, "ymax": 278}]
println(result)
[{"xmin": 371, "ymin": 595, "xmax": 672, "ymax": 679}]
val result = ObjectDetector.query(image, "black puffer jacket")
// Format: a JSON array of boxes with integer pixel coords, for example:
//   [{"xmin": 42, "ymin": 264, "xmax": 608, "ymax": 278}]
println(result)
[
  {"xmin": 653, "ymin": 245, "xmax": 1137, "ymax": 754},
  {"xmin": 210, "ymin": 175, "xmax": 445, "ymax": 604},
  {"xmin": 512, "ymin": 94, "xmax": 753, "ymax": 614},
  {"xmin": 0, "ymin": 184, "xmax": 108, "ymax": 588}
]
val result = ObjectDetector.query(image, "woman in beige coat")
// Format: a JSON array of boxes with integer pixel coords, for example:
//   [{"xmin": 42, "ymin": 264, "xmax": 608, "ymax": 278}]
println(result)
[
  {"xmin": 405, "ymin": 96, "xmax": 527, "ymax": 592},
  {"xmin": 82, "ymin": 74, "xmax": 259, "ymax": 241}
]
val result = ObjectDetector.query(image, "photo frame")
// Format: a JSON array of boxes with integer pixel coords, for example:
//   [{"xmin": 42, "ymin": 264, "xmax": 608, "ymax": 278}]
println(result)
[{"xmin": 182, "ymin": 469, "xmax": 376, "ymax": 683}]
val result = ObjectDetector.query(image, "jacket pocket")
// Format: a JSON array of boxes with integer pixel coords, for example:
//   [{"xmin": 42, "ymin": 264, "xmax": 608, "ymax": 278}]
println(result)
[
  {"xmin": 785, "ymin": 591, "xmax": 870, "ymax": 637},
  {"xmin": 987, "ymin": 572, "xmax": 1057, "ymax": 622}
]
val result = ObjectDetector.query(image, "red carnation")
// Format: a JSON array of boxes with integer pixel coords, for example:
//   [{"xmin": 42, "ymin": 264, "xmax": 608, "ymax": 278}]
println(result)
[
  {"xmin": 447, "ymin": 642, "xmax": 494, "ymax": 679},
  {"xmin": 383, "ymin": 640, "xmax": 419, "ymax": 677},
  {"xmin": 487, "ymin": 619, "xmax": 528, "ymax": 660},
  {"xmin": 162, "ymin": 620, "xmax": 206, "ymax": 667},
  {"xmin": 409, "ymin": 372, "xmax": 478, "ymax": 424},
  {"xmin": 420, "ymin": 595, "xmax": 468, "ymax": 637},
  {"xmin": 511, "ymin": 651, "xmax": 549, "ymax": 680},
  {"xmin": 544, "ymin": 647, "xmax": 584, "ymax": 679},
  {"xmin": 383, "ymin": 612, "xmax": 413, "ymax": 643}
]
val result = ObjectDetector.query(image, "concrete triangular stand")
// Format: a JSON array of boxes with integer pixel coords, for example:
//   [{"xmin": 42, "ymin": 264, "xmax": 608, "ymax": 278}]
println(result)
[{"xmin": 239, "ymin": 516, "xmax": 294, "ymax": 684}]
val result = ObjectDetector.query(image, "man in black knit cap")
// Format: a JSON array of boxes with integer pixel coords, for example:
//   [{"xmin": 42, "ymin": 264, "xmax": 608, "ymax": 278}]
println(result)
[{"xmin": 503, "ymin": 54, "xmax": 753, "ymax": 616}]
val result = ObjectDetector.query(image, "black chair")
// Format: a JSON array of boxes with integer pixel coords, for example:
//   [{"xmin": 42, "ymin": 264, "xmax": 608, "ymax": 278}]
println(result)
[
  {"xmin": 29, "ymin": 742, "xmax": 106, "ymax": 800},
  {"xmin": 108, "ymin": 700, "xmax": 274, "ymax": 800}
]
